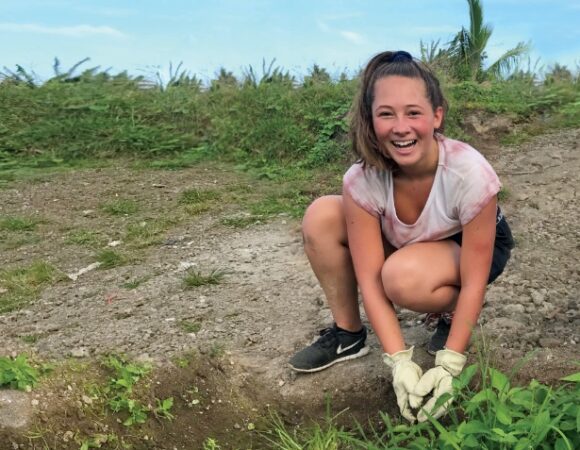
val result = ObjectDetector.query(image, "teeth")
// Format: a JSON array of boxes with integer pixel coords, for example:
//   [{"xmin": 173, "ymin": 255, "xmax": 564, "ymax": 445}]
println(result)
[{"xmin": 392, "ymin": 140, "xmax": 416, "ymax": 148}]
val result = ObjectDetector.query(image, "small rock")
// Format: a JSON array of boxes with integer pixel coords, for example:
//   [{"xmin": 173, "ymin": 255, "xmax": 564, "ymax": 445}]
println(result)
[
  {"xmin": 539, "ymin": 337, "xmax": 560, "ymax": 348},
  {"xmin": 70, "ymin": 347, "xmax": 89, "ymax": 358}
]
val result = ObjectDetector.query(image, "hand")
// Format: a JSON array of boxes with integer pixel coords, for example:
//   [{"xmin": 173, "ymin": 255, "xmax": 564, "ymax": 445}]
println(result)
[
  {"xmin": 383, "ymin": 347, "xmax": 423, "ymax": 423},
  {"xmin": 413, "ymin": 348, "xmax": 467, "ymax": 422}
]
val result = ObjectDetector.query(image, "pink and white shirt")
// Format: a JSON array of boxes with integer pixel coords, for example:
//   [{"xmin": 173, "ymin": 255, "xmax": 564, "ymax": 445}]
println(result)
[{"xmin": 343, "ymin": 136, "xmax": 501, "ymax": 249}]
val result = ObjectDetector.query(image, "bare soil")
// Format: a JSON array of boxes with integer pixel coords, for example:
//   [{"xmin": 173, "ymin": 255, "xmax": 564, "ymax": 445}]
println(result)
[{"xmin": 0, "ymin": 129, "xmax": 578, "ymax": 449}]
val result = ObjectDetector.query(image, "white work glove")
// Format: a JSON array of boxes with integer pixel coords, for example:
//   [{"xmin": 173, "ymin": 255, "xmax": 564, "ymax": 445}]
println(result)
[
  {"xmin": 383, "ymin": 347, "xmax": 423, "ymax": 423},
  {"xmin": 413, "ymin": 348, "xmax": 467, "ymax": 422}
]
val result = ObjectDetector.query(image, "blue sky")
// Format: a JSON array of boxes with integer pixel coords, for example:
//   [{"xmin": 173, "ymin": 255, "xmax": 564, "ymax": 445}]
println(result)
[{"xmin": 1, "ymin": 0, "xmax": 579, "ymax": 83}]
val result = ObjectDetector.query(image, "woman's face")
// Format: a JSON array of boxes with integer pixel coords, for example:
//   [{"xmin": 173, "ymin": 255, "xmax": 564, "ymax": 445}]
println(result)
[{"xmin": 371, "ymin": 75, "xmax": 443, "ymax": 170}]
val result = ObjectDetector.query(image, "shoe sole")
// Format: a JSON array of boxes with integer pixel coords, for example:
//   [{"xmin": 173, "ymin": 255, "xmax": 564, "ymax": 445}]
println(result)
[{"xmin": 289, "ymin": 346, "xmax": 370, "ymax": 373}]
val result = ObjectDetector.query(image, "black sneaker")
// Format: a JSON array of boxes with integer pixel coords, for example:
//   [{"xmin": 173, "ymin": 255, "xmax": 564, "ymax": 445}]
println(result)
[
  {"xmin": 289, "ymin": 324, "xmax": 369, "ymax": 373},
  {"xmin": 427, "ymin": 317, "xmax": 451, "ymax": 355}
]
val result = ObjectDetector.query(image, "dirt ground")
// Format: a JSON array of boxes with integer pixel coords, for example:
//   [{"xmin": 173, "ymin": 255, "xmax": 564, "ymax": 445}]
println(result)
[{"xmin": 0, "ymin": 128, "xmax": 578, "ymax": 449}]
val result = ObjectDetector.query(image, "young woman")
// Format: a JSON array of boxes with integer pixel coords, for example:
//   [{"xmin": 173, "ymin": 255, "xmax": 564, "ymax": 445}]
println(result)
[{"xmin": 289, "ymin": 51, "xmax": 514, "ymax": 422}]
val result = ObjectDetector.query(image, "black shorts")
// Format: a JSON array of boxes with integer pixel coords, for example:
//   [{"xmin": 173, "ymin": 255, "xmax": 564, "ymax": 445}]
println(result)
[{"xmin": 446, "ymin": 207, "xmax": 514, "ymax": 284}]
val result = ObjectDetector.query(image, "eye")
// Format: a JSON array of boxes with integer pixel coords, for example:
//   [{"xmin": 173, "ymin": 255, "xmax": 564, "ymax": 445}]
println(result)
[
  {"xmin": 408, "ymin": 110, "xmax": 421, "ymax": 116},
  {"xmin": 378, "ymin": 111, "xmax": 393, "ymax": 117}
]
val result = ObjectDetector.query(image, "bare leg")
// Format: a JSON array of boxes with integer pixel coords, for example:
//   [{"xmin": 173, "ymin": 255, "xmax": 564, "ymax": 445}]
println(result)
[
  {"xmin": 381, "ymin": 241, "xmax": 461, "ymax": 313},
  {"xmin": 302, "ymin": 195, "xmax": 361, "ymax": 332}
]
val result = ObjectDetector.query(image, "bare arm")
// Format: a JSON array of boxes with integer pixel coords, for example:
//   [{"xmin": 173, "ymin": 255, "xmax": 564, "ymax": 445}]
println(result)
[
  {"xmin": 445, "ymin": 198, "xmax": 497, "ymax": 353},
  {"xmin": 343, "ymin": 191, "xmax": 406, "ymax": 354}
]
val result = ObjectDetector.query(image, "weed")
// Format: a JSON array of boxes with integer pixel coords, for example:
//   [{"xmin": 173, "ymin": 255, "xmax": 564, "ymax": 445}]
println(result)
[
  {"xmin": 96, "ymin": 249, "xmax": 126, "ymax": 269},
  {"xmin": 0, "ymin": 354, "xmax": 40, "ymax": 390},
  {"xmin": 65, "ymin": 229, "xmax": 103, "ymax": 247},
  {"xmin": 0, "ymin": 215, "xmax": 40, "ymax": 231},
  {"xmin": 179, "ymin": 188, "xmax": 220, "ymax": 205},
  {"xmin": 179, "ymin": 188, "xmax": 221, "ymax": 215},
  {"xmin": 221, "ymin": 215, "xmax": 264, "ymax": 228},
  {"xmin": 209, "ymin": 343, "xmax": 225, "ymax": 358},
  {"xmin": 202, "ymin": 437, "xmax": 221, "ymax": 450},
  {"xmin": 125, "ymin": 218, "xmax": 174, "ymax": 248},
  {"xmin": 154, "ymin": 397, "xmax": 175, "ymax": 421},
  {"xmin": 20, "ymin": 334, "xmax": 40, "ymax": 344},
  {"xmin": 0, "ymin": 261, "xmax": 63, "ymax": 313},
  {"xmin": 121, "ymin": 276, "xmax": 149, "ymax": 289},
  {"xmin": 101, "ymin": 199, "xmax": 139, "ymax": 216},
  {"xmin": 179, "ymin": 319, "xmax": 202, "ymax": 333},
  {"xmin": 183, "ymin": 268, "xmax": 225, "ymax": 288},
  {"xmin": 264, "ymin": 363, "xmax": 580, "ymax": 449},
  {"xmin": 498, "ymin": 186, "xmax": 511, "ymax": 202}
]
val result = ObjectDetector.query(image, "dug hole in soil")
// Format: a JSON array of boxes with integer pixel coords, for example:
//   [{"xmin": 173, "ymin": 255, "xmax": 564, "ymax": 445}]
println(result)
[{"xmin": 0, "ymin": 129, "xmax": 579, "ymax": 449}]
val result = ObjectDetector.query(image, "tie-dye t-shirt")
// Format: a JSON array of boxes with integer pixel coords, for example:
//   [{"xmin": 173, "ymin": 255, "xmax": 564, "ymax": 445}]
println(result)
[{"xmin": 342, "ymin": 135, "xmax": 501, "ymax": 249}]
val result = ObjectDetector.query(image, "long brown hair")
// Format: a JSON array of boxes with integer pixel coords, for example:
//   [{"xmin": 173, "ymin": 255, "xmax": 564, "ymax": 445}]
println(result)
[{"xmin": 350, "ymin": 51, "xmax": 448, "ymax": 171}]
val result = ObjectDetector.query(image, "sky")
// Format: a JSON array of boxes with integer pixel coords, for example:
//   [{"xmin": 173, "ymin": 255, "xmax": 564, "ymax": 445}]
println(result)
[{"xmin": 1, "ymin": 0, "xmax": 579, "ymax": 84}]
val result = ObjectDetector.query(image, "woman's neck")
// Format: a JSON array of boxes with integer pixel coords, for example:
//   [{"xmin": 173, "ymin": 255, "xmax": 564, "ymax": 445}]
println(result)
[{"xmin": 397, "ymin": 138, "xmax": 439, "ymax": 180}]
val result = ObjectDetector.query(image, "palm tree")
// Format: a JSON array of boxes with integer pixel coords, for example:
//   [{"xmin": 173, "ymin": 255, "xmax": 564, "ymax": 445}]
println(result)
[{"xmin": 448, "ymin": 0, "xmax": 530, "ymax": 80}]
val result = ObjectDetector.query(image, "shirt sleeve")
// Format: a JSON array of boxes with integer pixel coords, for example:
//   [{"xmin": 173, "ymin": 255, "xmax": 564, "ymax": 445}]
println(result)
[
  {"xmin": 342, "ymin": 163, "xmax": 388, "ymax": 218},
  {"xmin": 456, "ymin": 155, "xmax": 501, "ymax": 225}
]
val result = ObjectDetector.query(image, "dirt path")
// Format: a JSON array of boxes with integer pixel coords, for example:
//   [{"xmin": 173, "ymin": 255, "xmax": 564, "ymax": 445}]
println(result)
[{"xmin": 0, "ymin": 129, "xmax": 578, "ymax": 448}]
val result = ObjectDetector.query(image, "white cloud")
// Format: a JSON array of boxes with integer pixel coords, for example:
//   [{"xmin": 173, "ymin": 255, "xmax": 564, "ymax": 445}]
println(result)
[
  {"xmin": 0, "ymin": 23, "xmax": 126, "ymax": 38},
  {"xmin": 340, "ymin": 30, "xmax": 365, "ymax": 44}
]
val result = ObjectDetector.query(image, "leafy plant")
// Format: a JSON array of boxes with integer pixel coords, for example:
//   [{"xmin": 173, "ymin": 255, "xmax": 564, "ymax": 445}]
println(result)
[
  {"xmin": 265, "ymin": 364, "xmax": 580, "ymax": 449},
  {"xmin": 154, "ymin": 397, "xmax": 175, "ymax": 420},
  {"xmin": 0, "ymin": 354, "xmax": 40, "ymax": 390}
]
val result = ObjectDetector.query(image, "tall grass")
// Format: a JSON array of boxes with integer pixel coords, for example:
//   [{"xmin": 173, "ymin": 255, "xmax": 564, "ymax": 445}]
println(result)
[{"xmin": 3, "ymin": 62, "xmax": 577, "ymax": 173}]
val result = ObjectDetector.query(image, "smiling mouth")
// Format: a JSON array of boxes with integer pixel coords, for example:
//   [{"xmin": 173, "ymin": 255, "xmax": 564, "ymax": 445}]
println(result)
[{"xmin": 391, "ymin": 140, "xmax": 417, "ymax": 149}]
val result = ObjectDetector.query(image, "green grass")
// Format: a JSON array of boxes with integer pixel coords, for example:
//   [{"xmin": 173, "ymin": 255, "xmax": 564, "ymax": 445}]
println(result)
[
  {"xmin": 65, "ymin": 229, "xmax": 104, "ymax": 247},
  {"xmin": 220, "ymin": 215, "xmax": 265, "ymax": 228},
  {"xmin": 0, "ymin": 215, "xmax": 40, "ymax": 232},
  {"xmin": 101, "ymin": 199, "xmax": 139, "ymax": 216},
  {"xmin": 178, "ymin": 188, "xmax": 222, "ymax": 215},
  {"xmin": 125, "ymin": 218, "xmax": 175, "ymax": 248},
  {"xmin": 179, "ymin": 319, "xmax": 202, "ymax": 333},
  {"xmin": 96, "ymin": 249, "xmax": 127, "ymax": 269},
  {"xmin": 183, "ymin": 269, "xmax": 225, "ymax": 288},
  {"xmin": 0, "ymin": 261, "xmax": 64, "ymax": 313}
]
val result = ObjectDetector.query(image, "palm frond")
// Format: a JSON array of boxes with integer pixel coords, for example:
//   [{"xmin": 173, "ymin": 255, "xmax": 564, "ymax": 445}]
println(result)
[{"xmin": 487, "ymin": 41, "xmax": 531, "ymax": 79}]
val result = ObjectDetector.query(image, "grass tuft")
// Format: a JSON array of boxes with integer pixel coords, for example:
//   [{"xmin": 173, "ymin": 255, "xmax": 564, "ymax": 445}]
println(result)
[
  {"xmin": 179, "ymin": 320, "xmax": 202, "ymax": 333},
  {"xmin": 101, "ymin": 199, "xmax": 139, "ymax": 216},
  {"xmin": 0, "ymin": 261, "xmax": 64, "ymax": 313},
  {"xmin": 183, "ymin": 269, "xmax": 225, "ymax": 288},
  {"xmin": 0, "ymin": 215, "xmax": 40, "ymax": 232},
  {"xmin": 96, "ymin": 249, "xmax": 127, "ymax": 269}
]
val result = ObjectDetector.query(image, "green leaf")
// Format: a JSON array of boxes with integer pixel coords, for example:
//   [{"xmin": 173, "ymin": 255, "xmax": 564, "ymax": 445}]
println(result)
[
  {"xmin": 560, "ymin": 372, "xmax": 580, "ymax": 383},
  {"xmin": 469, "ymin": 388, "xmax": 497, "ymax": 404},
  {"xmin": 490, "ymin": 367, "xmax": 510, "ymax": 393},
  {"xmin": 491, "ymin": 428, "xmax": 518, "ymax": 444},
  {"xmin": 514, "ymin": 437, "xmax": 532, "ymax": 450},
  {"xmin": 457, "ymin": 420, "xmax": 489, "ymax": 435},
  {"xmin": 454, "ymin": 364, "xmax": 478, "ymax": 389},
  {"xmin": 509, "ymin": 388, "xmax": 534, "ymax": 409},
  {"xmin": 494, "ymin": 400, "xmax": 513, "ymax": 425}
]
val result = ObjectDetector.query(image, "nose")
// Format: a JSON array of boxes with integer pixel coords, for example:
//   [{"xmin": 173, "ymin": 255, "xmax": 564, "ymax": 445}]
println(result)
[{"xmin": 392, "ymin": 117, "xmax": 410, "ymax": 134}]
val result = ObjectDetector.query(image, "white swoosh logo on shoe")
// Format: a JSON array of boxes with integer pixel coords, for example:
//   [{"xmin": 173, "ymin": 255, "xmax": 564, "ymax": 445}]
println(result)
[{"xmin": 336, "ymin": 339, "xmax": 363, "ymax": 355}]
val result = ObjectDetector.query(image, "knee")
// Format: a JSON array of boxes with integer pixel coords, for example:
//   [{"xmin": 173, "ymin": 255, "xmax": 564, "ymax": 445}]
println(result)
[
  {"xmin": 381, "ymin": 256, "xmax": 421, "ymax": 306},
  {"xmin": 302, "ymin": 196, "xmax": 345, "ymax": 248}
]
